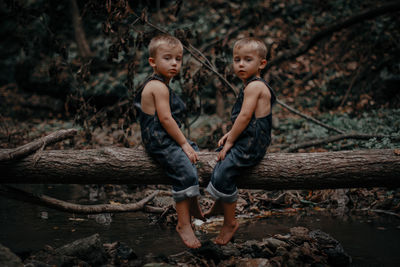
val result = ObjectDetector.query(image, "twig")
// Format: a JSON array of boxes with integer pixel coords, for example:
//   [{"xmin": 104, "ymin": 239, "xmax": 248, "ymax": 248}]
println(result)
[
  {"xmin": 283, "ymin": 133, "xmax": 400, "ymax": 152},
  {"xmin": 0, "ymin": 129, "xmax": 77, "ymax": 162},
  {"xmin": 340, "ymin": 64, "xmax": 363, "ymax": 107},
  {"xmin": 0, "ymin": 185, "xmax": 159, "ymax": 214},
  {"xmin": 277, "ymin": 99, "xmax": 345, "ymax": 134},
  {"xmin": 360, "ymin": 208, "xmax": 400, "ymax": 218}
]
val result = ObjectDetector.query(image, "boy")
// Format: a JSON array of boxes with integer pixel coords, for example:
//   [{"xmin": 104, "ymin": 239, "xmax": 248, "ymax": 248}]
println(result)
[
  {"xmin": 205, "ymin": 37, "xmax": 276, "ymax": 245},
  {"xmin": 134, "ymin": 34, "xmax": 204, "ymax": 249}
]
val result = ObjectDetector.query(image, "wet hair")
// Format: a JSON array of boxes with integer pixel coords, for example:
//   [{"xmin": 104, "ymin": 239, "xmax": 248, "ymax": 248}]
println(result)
[
  {"xmin": 148, "ymin": 34, "xmax": 183, "ymax": 58},
  {"xmin": 233, "ymin": 37, "xmax": 267, "ymax": 59}
]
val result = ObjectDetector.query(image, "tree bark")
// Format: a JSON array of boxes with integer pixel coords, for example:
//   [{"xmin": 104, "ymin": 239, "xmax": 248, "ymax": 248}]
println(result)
[{"xmin": 1, "ymin": 148, "xmax": 399, "ymax": 190}]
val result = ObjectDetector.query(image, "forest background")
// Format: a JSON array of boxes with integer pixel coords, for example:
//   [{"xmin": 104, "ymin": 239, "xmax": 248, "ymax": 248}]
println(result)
[{"xmin": 0, "ymin": 0, "xmax": 399, "ymax": 153}]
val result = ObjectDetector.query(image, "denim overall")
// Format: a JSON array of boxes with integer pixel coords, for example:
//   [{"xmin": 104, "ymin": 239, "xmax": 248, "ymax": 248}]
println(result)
[
  {"xmin": 134, "ymin": 74, "xmax": 200, "ymax": 202},
  {"xmin": 206, "ymin": 76, "xmax": 276, "ymax": 203}
]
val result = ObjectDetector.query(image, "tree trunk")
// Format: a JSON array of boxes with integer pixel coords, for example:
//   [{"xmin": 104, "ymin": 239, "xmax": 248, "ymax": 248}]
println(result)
[
  {"xmin": 70, "ymin": 0, "xmax": 93, "ymax": 58},
  {"xmin": 1, "ymin": 148, "xmax": 399, "ymax": 190}
]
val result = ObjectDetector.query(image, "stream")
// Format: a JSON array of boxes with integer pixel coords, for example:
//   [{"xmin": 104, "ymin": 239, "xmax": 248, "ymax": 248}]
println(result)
[{"xmin": 1, "ymin": 185, "xmax": 399, "ymax": 266}]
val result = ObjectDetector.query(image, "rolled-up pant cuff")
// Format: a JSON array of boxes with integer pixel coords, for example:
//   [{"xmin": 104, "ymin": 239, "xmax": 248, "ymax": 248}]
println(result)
[
  {"xmin": 206, "ymin": 182, "xmax": 238, "ymax": 203},
  {"xmin": 172, "ymin": 185, "xmax": 200, "ymax": 202}
]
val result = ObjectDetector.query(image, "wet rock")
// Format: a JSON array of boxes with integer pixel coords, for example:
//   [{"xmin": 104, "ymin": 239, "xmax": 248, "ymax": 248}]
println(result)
[
  {"xmin": 220, "ymin": 242, "xmax": 241, "ymax": 258},
  {"xmin": 236, "ymin": 258, "xmax": 271, "ymax": 267},
  {"xmin": 54, "ymin": 233, "xmax": 107, "ymax": 266},
  {"xmin": 309, "ymin": 229, "xmax": 352, "ymax": 267},
  {"xmin": 0, "ymin": 243, "xmax": 23, "ymax": 267},
  {"xmin": 262, "ymin": 237, "xmax": 289, "ymax": 251},
  {"xmin": 193, "ymin": 240, "xmax": 224, "ymax": 263},
  {"xmin": 143, "ymin": 263, "xmax": 175, "ymax": 267}
]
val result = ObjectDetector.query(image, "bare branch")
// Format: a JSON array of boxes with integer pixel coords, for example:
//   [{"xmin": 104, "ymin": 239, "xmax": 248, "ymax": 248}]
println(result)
[
  {"xmin": 283, "ymin": 133, "xmax": 400, "ymax": 152},
  {"xmin": 0, "ymin": 129, "xmax": 77, "ymax": 162},
  {"xmin": 0, "ymin": 185, "xmax": 158, "ymax": 214}
]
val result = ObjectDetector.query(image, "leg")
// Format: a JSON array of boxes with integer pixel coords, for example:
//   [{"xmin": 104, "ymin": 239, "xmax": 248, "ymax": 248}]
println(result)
[
  {"xmin": 175, "ymin": 198, "xmax": 201, "ymax": 249},
  {"xmin": 204, "ymin": 199, "xmax": 224, "ymax": 218},
  {"xmin": 215, "ymin": 201, "xmax": 239, "ymax": 245},
  {"xmin": 189, "ymin": 197, "xmax": 206, "ymax": 221}
]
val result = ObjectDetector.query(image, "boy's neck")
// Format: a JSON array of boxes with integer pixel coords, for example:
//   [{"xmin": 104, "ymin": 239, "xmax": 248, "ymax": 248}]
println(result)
[
  {"xmin": 152, "ymin": 72, "xmax": 170, "ymax": 84},
  {"xmin": 243, "ymin": 74, "xmax": 261, "ymax": 84}
]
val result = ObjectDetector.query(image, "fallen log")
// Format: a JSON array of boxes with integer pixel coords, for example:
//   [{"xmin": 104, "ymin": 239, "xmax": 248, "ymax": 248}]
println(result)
[{"xmin": 1, "ymin": 148, "xmax": 400, "ymax": 190}]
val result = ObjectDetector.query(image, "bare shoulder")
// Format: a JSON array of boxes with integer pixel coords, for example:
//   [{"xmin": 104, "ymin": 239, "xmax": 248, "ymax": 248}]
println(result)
[
  {"xmin": 143, "ymin": 80, "xmax": 169, "ymax": 97},
  {"xmin": 245, "ymin": 81, "xmax": 270, "ymax": 98}
]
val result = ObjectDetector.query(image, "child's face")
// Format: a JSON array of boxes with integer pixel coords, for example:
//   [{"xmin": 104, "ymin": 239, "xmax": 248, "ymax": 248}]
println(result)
[
  {"xmin": 233, "ymin": 46, "xmax": 266, "ymax": 81},
  {"xmin": 149, "ymin": 44, "xmax": 183, "ymax": 81}
]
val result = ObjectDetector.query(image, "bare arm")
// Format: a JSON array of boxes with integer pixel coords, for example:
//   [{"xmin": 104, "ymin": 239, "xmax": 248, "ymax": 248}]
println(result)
[
  {"xmin": 151, "ymin": 81, "xmax": 199, "ymax": 163},
  {"xmin": 218, "ymin": 83, "xmax": 261, "ymax": 161}
]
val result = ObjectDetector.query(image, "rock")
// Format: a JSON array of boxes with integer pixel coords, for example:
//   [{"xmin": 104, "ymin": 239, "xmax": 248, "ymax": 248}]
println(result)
[
  {"xmin": 220, "ymin": 243, "xmax": 241, "ymax": 258},
  {"xmin": 236, "ymin": 258, "xmax": 272, "ymax": 267},
  {"xmin": 309, "ymin": 229, "xmax": 352, "ymax": 267},
  {"xmin": 54, "ymin": 233, "xmax": 107, "ymax": 266},
  {"xmin": 193, "ymin": 240, "xmax": 224, "ymax": 263},
  {"xmin": 290, "ymin": 226, "xmax": 309, "ymax": 238},
  {"xmin": 143, "ymin": 263, "xmax": 174, "ymax": 267},
  {"xmin": 0, "ymin": 243, "xmax": 23, "ymax": 267},
  {"xmin": 261, "ymin": 237, "xmax": 289, "ymax": 251}
]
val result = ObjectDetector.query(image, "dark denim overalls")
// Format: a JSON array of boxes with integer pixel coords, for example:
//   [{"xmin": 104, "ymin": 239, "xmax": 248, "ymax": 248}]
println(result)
[
  {"xmin": 206, "ymin": 76, "xmax": 276, "ymax": 203},
  {"xmin": 134, "ymin": 74, "xmax": 200, "ymax": 202}
]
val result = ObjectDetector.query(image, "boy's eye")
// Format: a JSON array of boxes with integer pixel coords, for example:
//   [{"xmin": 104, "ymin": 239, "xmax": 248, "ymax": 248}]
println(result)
[{"xmin": 234, "ymin": 58, "xmax": 240, "ymax": 62}]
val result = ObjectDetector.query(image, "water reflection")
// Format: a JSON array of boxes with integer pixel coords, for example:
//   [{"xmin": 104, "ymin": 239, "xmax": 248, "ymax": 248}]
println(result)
[{"xmin": 0, "ymin": 185, "xmax": 399, "ymax": 266}]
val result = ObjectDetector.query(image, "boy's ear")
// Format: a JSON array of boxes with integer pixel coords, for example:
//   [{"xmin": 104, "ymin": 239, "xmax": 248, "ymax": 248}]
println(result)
[
  {"xmin": 259, "ymin": 59, "xmax": 267, "ymax": 70},
  {"xmin": 148, "ymin": 57, "xmax": 156, "ymax": 68}
]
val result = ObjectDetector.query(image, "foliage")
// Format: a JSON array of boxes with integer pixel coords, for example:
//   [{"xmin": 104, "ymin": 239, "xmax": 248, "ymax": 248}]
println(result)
[{"xmin": 276, "ymin": 108, "xmax": 400, "ymax": 150}]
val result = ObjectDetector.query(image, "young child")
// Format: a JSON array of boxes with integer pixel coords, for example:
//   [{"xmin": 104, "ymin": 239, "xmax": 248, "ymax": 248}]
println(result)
[
  {"xmin": 205, "ymin": 37, "xmax": 276, "ymax": 245},
  {"xmin": 134, "ymin": 34, "xmax": 204, "ymax": 249}
]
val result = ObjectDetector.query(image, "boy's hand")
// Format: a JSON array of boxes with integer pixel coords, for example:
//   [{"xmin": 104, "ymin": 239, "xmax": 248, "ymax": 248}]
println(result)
[
  {"xmin": 182, "ymin": 142, "xmax": 199, "ymax": 164},
  {"xmin": 217, "ymin": 132, "xmax": 230, "ymax": 147},
  {"xmin": 217, "ymin": 141, "xmax": 233, "ymax": 161}
]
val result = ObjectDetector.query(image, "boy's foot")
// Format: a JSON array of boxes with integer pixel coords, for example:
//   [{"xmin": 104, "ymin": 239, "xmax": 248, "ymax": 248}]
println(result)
[
  {"xmin": 190, "ymin": 198, "xmax": 206, "ymax": 221},
  {"xmin": 176, "ymin": 224, "xmax": 202, "ymax": 249},
  {"xmin": 215, "ymin": 220, "xmax": 239, "ymax": 245},
  {"xmin": 204, "ymin": 200, "xmax": 223, "ymax": 218}
]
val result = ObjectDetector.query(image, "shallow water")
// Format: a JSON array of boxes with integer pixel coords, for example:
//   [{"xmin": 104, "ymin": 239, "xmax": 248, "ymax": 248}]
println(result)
[{"xmin": 1, "ymin": 185, "xmax": 399, "ymax": 266}]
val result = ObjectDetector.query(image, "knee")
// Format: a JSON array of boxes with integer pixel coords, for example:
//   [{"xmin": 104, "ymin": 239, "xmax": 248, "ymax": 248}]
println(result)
[
  {"xmin": 182, "ymin": 167, "xmax": 198, "ymax": 188},
  {"xmin": 211, "ymin": 170, "xmax": 234, "ymax": 194}
]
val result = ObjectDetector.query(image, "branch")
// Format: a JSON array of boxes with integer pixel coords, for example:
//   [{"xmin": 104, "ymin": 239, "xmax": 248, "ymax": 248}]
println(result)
[
  {"xmin": 266, "ymin": 1, "xmax": 400, "ymax": 71},
  {"xmin": 139, "ymin": 15, "xmax": 348, "ymax": 134},
  {"xmin": 283, "ymin": 133, "xmax": 400, "ymax": 152},
  {"xmin": 276, "ymin": 99, "xmax": 345, "ymax": 134},
  {"xmin": 0, "ymin": 129, "xmax": 77, "ymax": 162},
  {"xmin": 0, "ymin": 185, "xmax": 158, "ymax": 214}
]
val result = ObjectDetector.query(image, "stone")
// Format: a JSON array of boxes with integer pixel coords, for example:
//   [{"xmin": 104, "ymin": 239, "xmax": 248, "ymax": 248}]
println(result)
[{"xmin": 0, "ymin": 244, "xmax": 23, "ymax": 267}]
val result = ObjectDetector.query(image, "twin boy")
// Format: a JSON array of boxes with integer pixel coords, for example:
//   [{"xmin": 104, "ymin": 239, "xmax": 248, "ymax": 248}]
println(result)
[{"xmin": 134, "ymin": 34, "xmax": 276, "ymax": 248}]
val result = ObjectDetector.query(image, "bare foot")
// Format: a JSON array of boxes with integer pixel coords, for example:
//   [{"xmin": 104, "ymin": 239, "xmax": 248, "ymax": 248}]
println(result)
[
  {"xmin": 190, "ymin": 198, "xmax": 206, "ymax": 221},
  {"xmin": 176, "ymin": 224, "xmax": 201, "ymax": 249},
  {"xmin": 204, "ymin": 200, "xmax": 223, "ymax": 219},
  {"xmin": 215, "ymin": 220, "xmax": 239, "ymax": 245}
]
